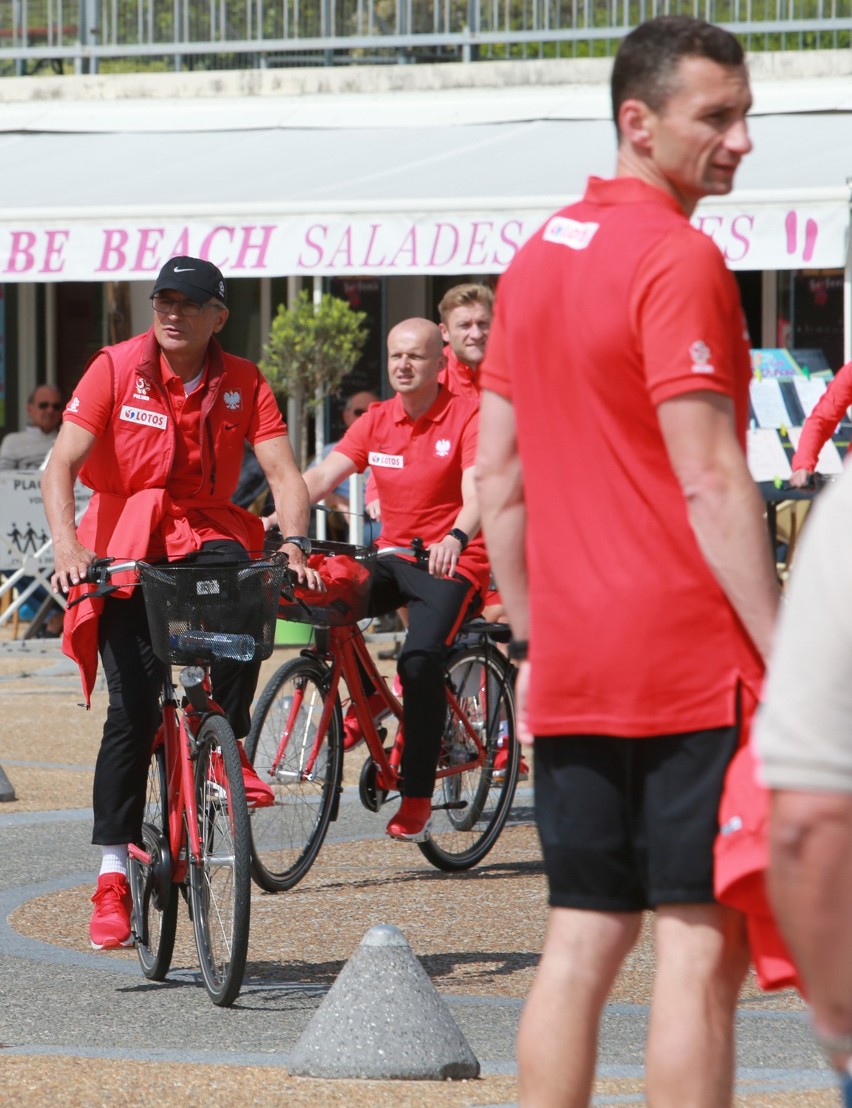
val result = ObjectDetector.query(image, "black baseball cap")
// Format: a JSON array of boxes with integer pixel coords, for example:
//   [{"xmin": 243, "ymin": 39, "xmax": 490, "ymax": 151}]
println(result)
[{"xmin": 150, "ymin": 256, "xmax": 227, "ymax": 306}]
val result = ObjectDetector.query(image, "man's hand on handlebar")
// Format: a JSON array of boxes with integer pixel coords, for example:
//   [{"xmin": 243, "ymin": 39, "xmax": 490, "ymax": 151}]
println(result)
[
  {"xmin": 261, "ymin": 519, "xmax": 324, "ymax": 591},
  {"xmin": 282, "ymin": 546, "xmax": 325, "ymax": 592},
  {"xmin": 50, "ymin": 535, "xmax": 97, "ymax": 595},
  {"xmin": 428, "ymin": 535, "xmax": 463, "ymax": 579}
]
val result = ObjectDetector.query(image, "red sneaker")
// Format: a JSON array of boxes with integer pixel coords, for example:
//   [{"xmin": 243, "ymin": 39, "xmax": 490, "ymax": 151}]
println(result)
[
  {"xmin": 238, "ymin": 742, "xmax": 275, "ymax": 808},
  {"xmin": 386, "ymin": 797, "xmax": 432, "ymax": 842},
  {"xmin": 342, "ymin": 691, "xmax": 388, "ymax": 752},
  {"xmin": 89, "ymin": 873, "xmax": 133, "ymax": 950},
  {"xmin": 493, "ymin": 746, "xmax": 530, "ymax": 783},
  {"xmin": 211, "ymin": 744, "xmax": 275, "ymax": 808}
]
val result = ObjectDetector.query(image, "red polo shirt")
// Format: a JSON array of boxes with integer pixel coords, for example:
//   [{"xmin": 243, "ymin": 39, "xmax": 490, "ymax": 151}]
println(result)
[
  {"xmin": 481, "ymin": 176, "xmax": 762, "ymax": 737},
  {"xmin": 68, "ymin": 349, "xmax": 284, "ymax": 554},
  {"xmin": 334, "ymin": 386, "xmax": 489, "ymax": 592},
  {"xmin": 439, "ymin": 346, "xmax": 480, "ymax": 399}
]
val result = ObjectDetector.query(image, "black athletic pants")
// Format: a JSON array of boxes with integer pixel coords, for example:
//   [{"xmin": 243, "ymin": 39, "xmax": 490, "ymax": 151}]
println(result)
[
  {"xmin": 367, "ymin": 556, "xmax": 479, "ymax": 798},
  {"xmin": 91, "ymin": 541, "xmax": 261, "ymax": 846}
]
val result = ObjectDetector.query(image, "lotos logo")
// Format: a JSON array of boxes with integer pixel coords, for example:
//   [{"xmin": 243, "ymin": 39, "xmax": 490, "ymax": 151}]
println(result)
[
  {"xmin": 369, "ymin": 451, "xmax": 404, "ymax": 469},
  {"xmin": 120, "ymin": 405, "xmax": 168, "ymax": 429},
  {"xmin": 543, "ymin": 216, "xmax": 600, "ymax": 251}
]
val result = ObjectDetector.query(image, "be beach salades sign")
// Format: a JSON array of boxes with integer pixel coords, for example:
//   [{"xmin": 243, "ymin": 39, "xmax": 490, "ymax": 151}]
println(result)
[{"xmin": 0, "ymin": 195, "xmax": 846, "ymax": 282}]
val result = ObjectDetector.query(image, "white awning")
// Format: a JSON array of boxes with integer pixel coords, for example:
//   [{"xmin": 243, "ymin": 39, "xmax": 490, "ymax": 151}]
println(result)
[{"xmin": 1, "ymin": 77, "xmax": 849, "ymax": 280}]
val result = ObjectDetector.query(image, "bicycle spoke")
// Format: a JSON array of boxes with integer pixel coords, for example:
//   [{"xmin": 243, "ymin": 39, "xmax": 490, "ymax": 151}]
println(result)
[
  {"xmin": 188, "ymin": 716, "xmax": 251, "ymax": 1007},
  {"xmin": 245, "ymin": 657, "xmax": 342, "ymax": 892},
  {"xmin": 130, "ymin": 739, "xmax": 177, "ymax": 980},
  {"xmin": 420, "ymin": 645, "xmax": 519, "ymax": 871}
]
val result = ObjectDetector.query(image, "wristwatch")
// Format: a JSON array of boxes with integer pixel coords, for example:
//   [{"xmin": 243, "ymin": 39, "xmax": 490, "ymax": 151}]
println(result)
[
  {"xmin": 447, "ymin": 527, "xmax": 469, "ymax": 551},
  {"xmin": 280, "ymin": 535, "xmax": 312, "ymax": 557}
]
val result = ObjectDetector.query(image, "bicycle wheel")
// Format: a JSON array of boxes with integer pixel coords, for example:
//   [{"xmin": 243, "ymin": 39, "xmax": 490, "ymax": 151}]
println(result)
[
  {"xmin": 245, "ymin": 657, "xmax": 343, "ymax": 892},
  {"xmin": 129, "ymin": 735, "xmax": 178, "ymax": 981},
  {"xmin": 419, "ymin": 645, "xmax": 520, "ymax": 872},
  {"xmin": 188, "ymin": 713, "xmax": 251, "ymax": 1007}
]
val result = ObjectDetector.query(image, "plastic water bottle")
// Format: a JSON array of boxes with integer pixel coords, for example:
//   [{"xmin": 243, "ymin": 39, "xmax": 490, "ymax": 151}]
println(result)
[{"xmin": 171, "ymin": 630, "xmax": 256, "ymax": 662}]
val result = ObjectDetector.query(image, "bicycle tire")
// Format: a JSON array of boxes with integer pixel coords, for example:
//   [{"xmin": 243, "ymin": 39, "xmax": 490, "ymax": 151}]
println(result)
[
  {"xmin": 245, "ymin": 656, "xmax": 343, "ymax": 892},
  {"xmin": 130, "ymin": 738, "xmax": 178, "ymax": 981},
  {"xmin": 188, "ymin": 713, "xmax": 252, "ymax": 1007},
  {"xmin": 419, "ymin": 645, "xmax": 520, "ymax": 872}
]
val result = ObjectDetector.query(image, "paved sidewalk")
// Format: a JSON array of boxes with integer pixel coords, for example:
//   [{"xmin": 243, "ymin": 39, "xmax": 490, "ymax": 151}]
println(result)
[{"xmin": 0, "ymin": 636, "xmax": 839, "ymax": 1107}]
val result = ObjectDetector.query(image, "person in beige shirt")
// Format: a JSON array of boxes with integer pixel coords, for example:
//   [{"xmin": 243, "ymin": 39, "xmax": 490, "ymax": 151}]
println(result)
[{"xmin": 755, "ymin": 463, "xmax": 852, "ymax": 1104}]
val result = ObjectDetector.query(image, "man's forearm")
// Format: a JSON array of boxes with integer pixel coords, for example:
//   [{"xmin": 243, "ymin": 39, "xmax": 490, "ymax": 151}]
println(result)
[
  {"xmin": 685, "ymin": 465, "xmax": 779, "ymax": 660},
  {"xmin": 476, "ymin": 391, "xmax": 530, "ymax": 639},
  {"xmin": 477, "ymin": 452, "xmax": 530, "ymax": 640},
  {"xmin": 770, "ymin": 791, "xmax": 852, "ymax": 1051},
  {"xmin": 453, "ymin": 469, "xmax": 481, "ymax": 542},
  {"xmin": 272, "ymin": 470, "xmax": 311, "ymax": 539},
  {"xmin": 41, "ymin": 466, "xmax": 80, "ymax": 548},
  {"xmin": 481, "ymin": 495, "xmax": 529, "ymax": 640}
]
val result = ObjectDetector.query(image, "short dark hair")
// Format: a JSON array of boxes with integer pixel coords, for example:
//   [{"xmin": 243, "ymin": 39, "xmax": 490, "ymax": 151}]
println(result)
[{"xmin": 611, "ymin": 16, "xmax": 745, "ymax": 126}]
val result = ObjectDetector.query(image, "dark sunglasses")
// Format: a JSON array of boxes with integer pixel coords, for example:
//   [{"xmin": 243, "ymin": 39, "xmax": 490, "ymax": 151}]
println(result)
[
  {"xmin": 350, "ymin": 408, "xmax": 367, "ymax": 417},
  {"xmin": 37, "ymin": 402, "xmax": 63, "ymax": 411}
]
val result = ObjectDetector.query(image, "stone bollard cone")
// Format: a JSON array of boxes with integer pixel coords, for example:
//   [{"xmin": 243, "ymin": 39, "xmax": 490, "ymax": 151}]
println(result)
[
  {"xmin": 288, "ymin": 923, "xmax": 480, "ymax": 1081},
  {"xmin": 0, "ymin": 763, "xmax": 16, "ymax": 802}
]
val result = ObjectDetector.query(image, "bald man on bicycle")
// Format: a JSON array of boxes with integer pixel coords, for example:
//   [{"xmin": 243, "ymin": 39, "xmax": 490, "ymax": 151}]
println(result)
[
  {"xmin": 43, "ymin": 256, "xmax": 322, "ymax": 950},
  {"xmin": 278, "ymin": 317, "xmax": 489, "ymax": 841}
]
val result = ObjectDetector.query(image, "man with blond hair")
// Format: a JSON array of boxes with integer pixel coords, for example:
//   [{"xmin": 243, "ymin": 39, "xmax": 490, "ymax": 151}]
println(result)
[{"xmin": 437, "ymin": 283, "xmax": 494, "ymax": 399}]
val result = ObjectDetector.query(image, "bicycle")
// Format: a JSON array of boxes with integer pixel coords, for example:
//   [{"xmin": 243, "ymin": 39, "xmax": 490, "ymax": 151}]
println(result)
[
  {"xmin": 245, "ymin": 538, "xmax": 521, "ymax": 892},
  {"xmin": 80, "ymin": 553, "xmax": 286, "ymax": 1006}
]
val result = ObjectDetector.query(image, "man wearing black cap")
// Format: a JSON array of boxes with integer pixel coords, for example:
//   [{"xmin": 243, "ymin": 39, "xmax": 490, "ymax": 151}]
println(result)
[{"xmin": 43, "ymin": 255, "xmax": 321, "ymax": 951}]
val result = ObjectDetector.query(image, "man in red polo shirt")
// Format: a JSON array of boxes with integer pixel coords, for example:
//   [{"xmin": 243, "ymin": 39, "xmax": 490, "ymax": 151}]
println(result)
[
  {"xmin": 43, "ymin": 256, "xmax": 321, "ymax": 951},
  {"xmin": 477, "ymin": 16, "xmax": 780, "ymax": 1106},
  {"xmin": 437, "ymin": 283, "xmax": 494, "ymax": 399},
  {"xmin": 302, "ymin": 317, "xmax": 487, "ymax": 840}
]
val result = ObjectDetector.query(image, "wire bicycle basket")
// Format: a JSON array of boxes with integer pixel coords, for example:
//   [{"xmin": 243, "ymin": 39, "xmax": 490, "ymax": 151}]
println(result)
[{"xmin": 139, "ymin": 558, "xmax": 288, "ymax": 665}]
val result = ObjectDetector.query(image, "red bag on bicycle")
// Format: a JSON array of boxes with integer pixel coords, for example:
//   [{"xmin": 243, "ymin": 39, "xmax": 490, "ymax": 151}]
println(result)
[{"xmin": 280, "ymin": 552, "xmax": 372, "ymax": 626}]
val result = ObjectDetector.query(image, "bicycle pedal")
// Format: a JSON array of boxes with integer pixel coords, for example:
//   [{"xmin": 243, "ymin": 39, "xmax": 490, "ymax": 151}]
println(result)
[
  {"xmin": 387, "ymin": 820, "xmax": 432, "ymax": 843},
  {"xmin": 204, "ymin": 780, "xmax": 229, "ymax": 804}
]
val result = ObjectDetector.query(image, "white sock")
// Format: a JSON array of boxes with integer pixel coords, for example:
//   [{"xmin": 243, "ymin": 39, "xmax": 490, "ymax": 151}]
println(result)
[{"xmin": 99, "ymin": 845, "xmax": 128, "ymax": 877}]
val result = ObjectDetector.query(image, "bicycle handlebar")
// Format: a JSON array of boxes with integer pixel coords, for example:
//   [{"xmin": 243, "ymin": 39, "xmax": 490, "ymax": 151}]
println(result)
[
  {"xmin": 375, "ymin": 539, "xmax": 430, "ymax": 565},
  {"xmin": 264, "ymin": 528, "xmax": 431, "ymax": 566},
  {"xmin": 84, "ymin": 557, "xmax": 138, "ymax": 584}
]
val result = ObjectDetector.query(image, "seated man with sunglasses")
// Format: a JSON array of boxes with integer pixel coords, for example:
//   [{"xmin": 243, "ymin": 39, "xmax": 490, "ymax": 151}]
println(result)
[
  {"xmin": 1, "ymin": 384, "xmax": 66, "ymax": 634},
  {"xmin": 0, "ymin": 384, "xmax": 64, "ymax": 470}
]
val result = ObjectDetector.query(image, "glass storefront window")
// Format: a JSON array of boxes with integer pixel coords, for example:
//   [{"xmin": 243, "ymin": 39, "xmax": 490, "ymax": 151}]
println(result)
[{"xmin": 778, "ymin": 270, "xmax": 845, "ymax": 373}]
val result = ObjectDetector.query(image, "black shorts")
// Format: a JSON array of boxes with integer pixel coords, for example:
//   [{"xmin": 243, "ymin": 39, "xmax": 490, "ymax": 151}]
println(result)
[{"xmin": 533, "ymin": 726, "xmax": 739, "ymax": 912}]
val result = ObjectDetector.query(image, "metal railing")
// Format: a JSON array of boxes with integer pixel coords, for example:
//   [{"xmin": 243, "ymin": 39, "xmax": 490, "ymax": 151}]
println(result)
[{"xmin": 2, "ymin": 0, "xmax": 850, "ymax": 75}]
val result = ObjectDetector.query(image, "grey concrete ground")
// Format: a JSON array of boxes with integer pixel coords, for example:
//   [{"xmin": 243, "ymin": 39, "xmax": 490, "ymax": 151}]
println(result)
[{"xmin": 0, "ymin": 636, "xmax": 840, "ymax": 1106}]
